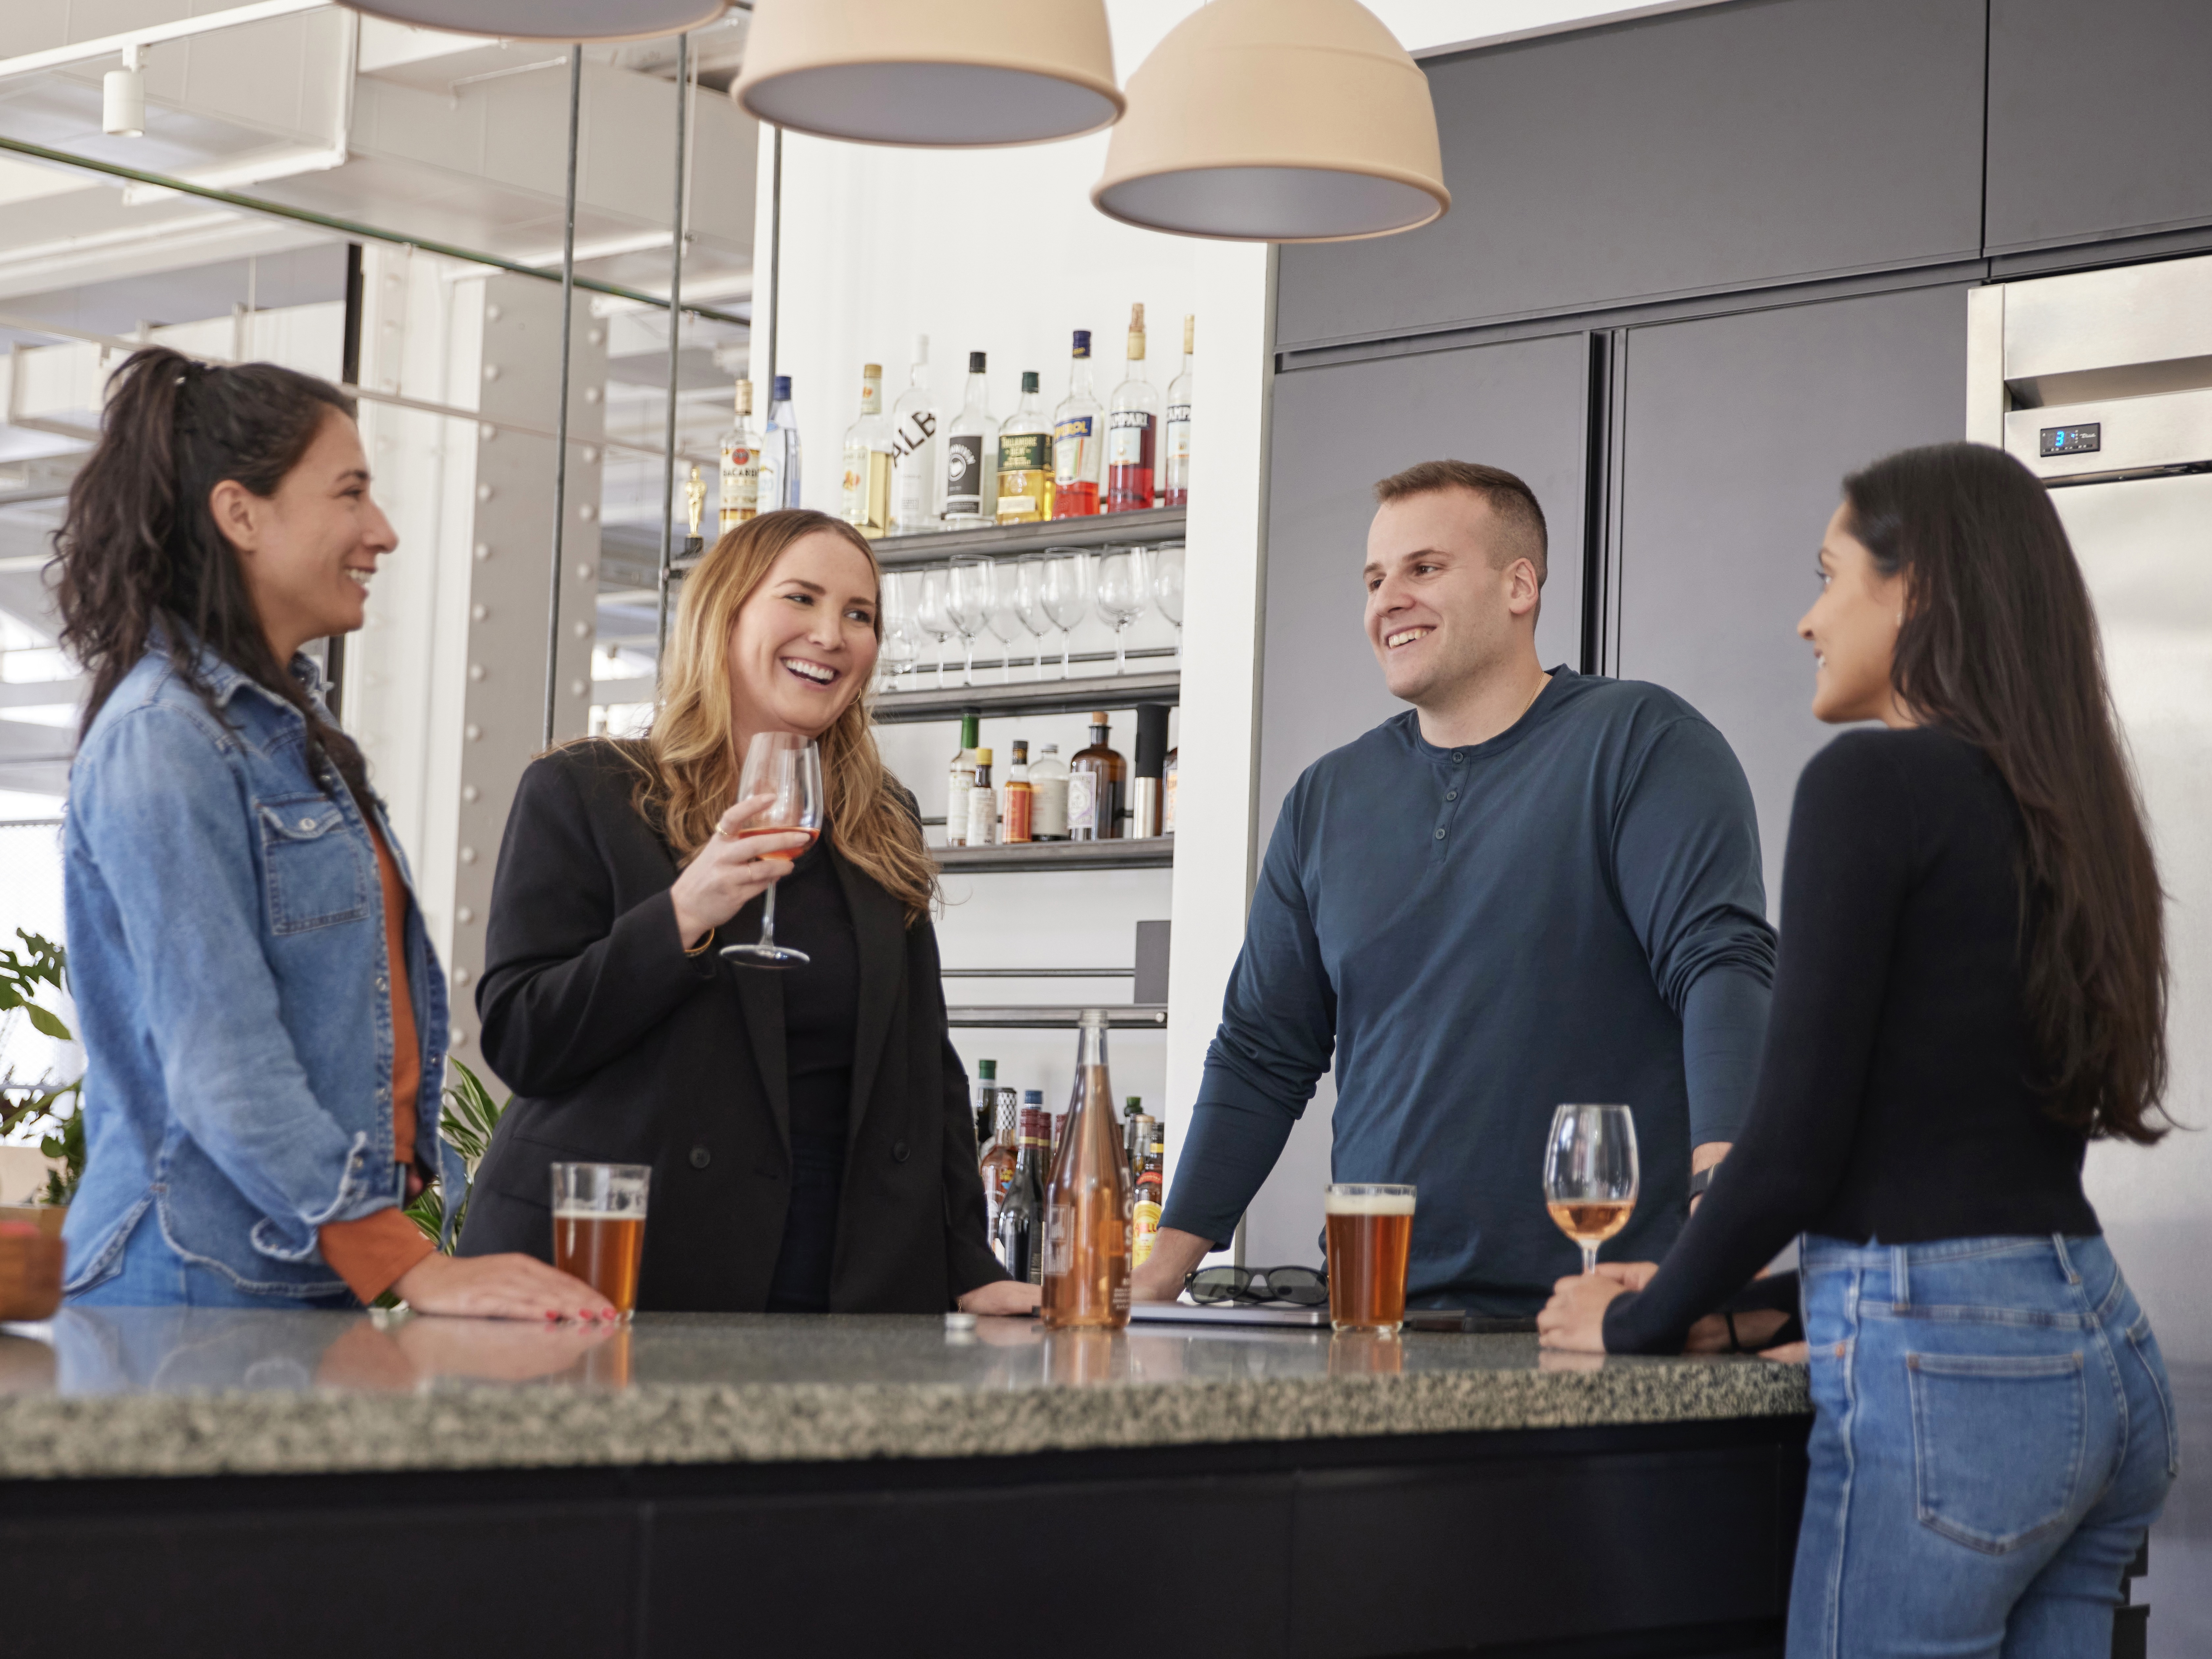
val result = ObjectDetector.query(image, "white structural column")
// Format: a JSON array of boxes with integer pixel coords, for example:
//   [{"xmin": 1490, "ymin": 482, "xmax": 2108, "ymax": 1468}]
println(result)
[{"xmin": 346, "ymin": 248, "xmax": 605, "ymax": 1073}]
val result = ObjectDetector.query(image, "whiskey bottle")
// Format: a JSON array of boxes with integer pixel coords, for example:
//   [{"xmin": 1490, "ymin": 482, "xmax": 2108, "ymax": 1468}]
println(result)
[
  {"xmin": 1052, "ymin": 330, "xmax": 1104, "ymax": 519},
  {"xmin": 1041, "ymin": 1009, "xmax": 1133, "ymax": 1330},
  {"xmin": 716, "ymin": 378, "xmax": 760, "ymax": 532},
  {"xmin": 945, "ymin": 712, "xmax": 980, "ymax": 847},
  {"xmin": 1000, "ymin": 738, "xmax": 1034, "ymax": 844},
  {"xmin": 1163, "ymin": 314, "xmax": 1194, "ymax": 508},
  {"xmin": 761, "ymin": 374, "xmax": 801, "ymax": 512},
  {"xmin": 965, "ymin": 749, "xmax": 998, "ymax": 848},
  {"xmin": 890, "ymin": 334, "xmax": 939, "ymax": 535},
  {"xmin": 943, "ymin": 351, "xmax": 998, "ymax": 528},
  {"xmin": 1067, "ymin": 712, "xmax": 1127, "ymax": 842},
  {"xmin": 995, "ymin": 371, "xmax": 1055, "ymax": 524},
  {"xmin": 1029, "ymin": 742, "xmax": 1070, "ymax": 841},
  {"xmin": 839, "ymin": 362, "xmax": 894, "ymax": 538},
  {"xmin": 996, "ymin": 1105, "xmax": 1051, "ymax": 1285},
  {"xmin": 1105, "ymin": 305, "xmax": 1159, "ymax": 514}
]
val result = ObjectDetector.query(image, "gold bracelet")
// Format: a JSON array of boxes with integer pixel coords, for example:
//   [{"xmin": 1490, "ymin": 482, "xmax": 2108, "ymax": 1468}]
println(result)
[{"xmin": 683, "ymin": 926, "xmax": 717, "ymax": 958}]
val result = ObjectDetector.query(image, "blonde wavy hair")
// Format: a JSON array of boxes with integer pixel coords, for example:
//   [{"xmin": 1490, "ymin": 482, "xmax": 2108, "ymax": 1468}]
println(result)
[{"xmin": 623, "ymin": 509, "xmax": 937, "ymax": 922}]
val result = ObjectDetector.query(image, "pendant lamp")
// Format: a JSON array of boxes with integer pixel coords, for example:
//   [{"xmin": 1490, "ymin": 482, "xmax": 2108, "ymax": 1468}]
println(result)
[
  {"xmin": 1093, "ymin": 0, "xmax": 1448, "ymax": 243},
  {"xmin": 733, "ymin": 0, "xmax": 1123, "ymax": 148},
  {"xmin": 345, "ymin": 0, "xmax": 729, "ymax": 41}
]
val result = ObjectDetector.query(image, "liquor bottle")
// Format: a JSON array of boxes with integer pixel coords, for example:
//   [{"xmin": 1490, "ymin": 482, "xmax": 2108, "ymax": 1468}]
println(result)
[
  {"xmin": 717, "ymin": 379, "xmax": 760, "ymax": 532},
  {"xmin": 1000, "ymin": 738, "xmax": 1034, "ymax": 843},
  {"xmin": 995, "ymin": 372, "xmax": 1054, "ymax": 524},
  {"xmin": 980, "ymin": 1087, "xmax": 1026, "ymax": 1245},
  {"xmin": 1163, "ymin": 314, "xmax": 1194, "ymax": 508},
  {"xmin": 1041, "ymin": 1008, "xmax": 1133, "ymax": 1330},
  {"xmin": 683, "ymin": 465, "xmax": 706, "ymax": 559},
  {"xmin": 945, "ymin": 712, "xmax": 980, "ymax": 847},
  {"xmin": 839, "ymin": 362, "xmax": 894, "ymax": 538},
  {"xmin": 973, "ymin": 1058, "xmax": 1001, "ymax": 1154},
  {"xmin": 890, "ymin": 334, "xmax": 940, "ymax": 535},
  {"xmin": 1052, "ymin": 330, "xmax": 1104, "ymax": 519},
  {"xmin": 943, "ymin": 351, "xmax": 998, "ymax": 528},
  {"xmin": 1162, "ymin": 744, "xmax": 1179, "ymax": 835},
  {"xmin": 1130, "ymin": 702, "xmax": 1169, "ymax": 839},
  {"xmin": 965, "ymin": 749, "xmax": 998, "ymax": 848},
  {"xmin": 760, "ymin": 375, "xmax": 800, "ymax": 512},
  {"xmin": 1131, "ymin": 1121, "xmax": 1165, "ymax": 1269},
  {"xmin": 1122, "ymin": 1098, "xmax": 1150, "ymax": 1186},
  {"xmin": 1029, "ymin": 741, "xmax": 1071, "ymax": 841},
  {"xmin": 995, "ymin": 1105, "xmax": 1051, "ymax": 1285},
  {"xmin": 1067, "ymin": 713, "xmax": 1127, "ymax": 842},
  {"xmin": 1105, "ymin": 305, "xmax": 1159, "ymax": 513}
]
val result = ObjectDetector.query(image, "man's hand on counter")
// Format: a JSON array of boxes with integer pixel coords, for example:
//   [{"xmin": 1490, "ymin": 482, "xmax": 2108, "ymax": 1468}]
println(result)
[
  {"xmin": 959, "ymin": 1278, "xmax": 1042, "ymax": 1316},
  {"xmin": 1131, "ymin": 1227, "xmax": 1211, "ymax": 1302},
  {"xmin": 392, "ymin": 1251, "xmax": 617, "ymax": 1322}
]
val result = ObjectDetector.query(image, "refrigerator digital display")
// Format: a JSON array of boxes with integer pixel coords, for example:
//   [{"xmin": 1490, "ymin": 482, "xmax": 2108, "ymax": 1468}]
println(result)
[{"xmin": 2039, "ymin": 423, "xmax": 2102, "ymax": 457}]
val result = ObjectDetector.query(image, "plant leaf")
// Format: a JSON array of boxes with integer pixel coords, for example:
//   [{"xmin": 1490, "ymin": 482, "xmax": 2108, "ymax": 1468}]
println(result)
[{"xmin": 23, "ymin": 1003, "xmax": 70, "ymax": 1040}]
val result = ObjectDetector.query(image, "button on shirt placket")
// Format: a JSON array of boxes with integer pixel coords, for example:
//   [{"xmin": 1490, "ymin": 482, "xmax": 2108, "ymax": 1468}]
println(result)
[{"xmin": 1432, "ymin": 751, "xmax": 1468, "ymax": 861}]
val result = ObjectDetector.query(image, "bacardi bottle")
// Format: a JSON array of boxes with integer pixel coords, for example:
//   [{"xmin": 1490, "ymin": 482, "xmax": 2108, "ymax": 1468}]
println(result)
[
  {"xmin": 760, "ymin": 374, "xmax": 801, "ymax": 512},
  {"xmin": 1163, "ymin": 314, "xmax": 1194, "ymax": 508},
  {"xmin": 1041, "ymin": 1009, "xmax": 1133, "ymax": 1330},
  {"xmin": 716, "ymin": 379, "xmax": 759, "ymax": 532},
  {"xmin": 995, "ymin": 372, "xmax": 1054, "ymax": 524},
  {"xmin": 840, "ymin": 363, "xmax": 895, "ymax": 538},
  {"xmin": 890, "ymin": 334, "xmax": 939, "ymax": 535},
  {"xmin": 943, "ymin": 351, "xmax": 998, "ymax": 528},
  {"xmin": 1052, "ymin": 330, "xmax": 1103, "ymax": 519},
  {"xmin": 1105, "ymin": 305, "xmax": 1158, "ymax": 513}
]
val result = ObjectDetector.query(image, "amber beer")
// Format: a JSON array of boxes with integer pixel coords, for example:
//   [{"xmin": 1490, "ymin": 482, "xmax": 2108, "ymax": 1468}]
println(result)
[
  {"xmin": 1324, "ymin": 1184, "xmax": 1416, "ymax": 1334},
  {"xmin": 550, "ymin": 1162, "xmax": 651, "ymax": 1318}
]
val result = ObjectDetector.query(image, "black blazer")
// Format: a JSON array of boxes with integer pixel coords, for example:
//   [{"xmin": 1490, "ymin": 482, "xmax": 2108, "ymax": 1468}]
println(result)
[{"xmin": 458, "ymin": 741, "xmax": 1007, "ymax": 1312}]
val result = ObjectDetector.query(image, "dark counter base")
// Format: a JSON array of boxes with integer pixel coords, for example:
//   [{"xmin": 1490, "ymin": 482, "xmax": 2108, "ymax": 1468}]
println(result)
[{"xmin": 9, "ymin": 1414, "xmax": 1810, "ymax": 1659}]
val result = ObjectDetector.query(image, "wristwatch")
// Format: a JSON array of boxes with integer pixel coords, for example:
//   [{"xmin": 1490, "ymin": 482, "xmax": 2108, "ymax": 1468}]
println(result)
[{"xmin": 1688, "ymin": 1164, "xmax": 1717, "ymax": 1201}]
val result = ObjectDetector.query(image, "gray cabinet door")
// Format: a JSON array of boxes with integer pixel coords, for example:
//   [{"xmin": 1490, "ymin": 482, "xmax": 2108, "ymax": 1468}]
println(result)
[
  {"xmin": 1612, "ymin": 283, "xmax": 1971, "ymax": 908},
  {"xmin": 1986, "ymin": 0, "xmax": 2212, "ymax": 254},
  {"xmin": 1275, "ymin": 0, "xmax": 1985, "ymax": 351},
  {"xmin": 1260, "ymin": 333, "xmax": 1589, "ymax": 844}
]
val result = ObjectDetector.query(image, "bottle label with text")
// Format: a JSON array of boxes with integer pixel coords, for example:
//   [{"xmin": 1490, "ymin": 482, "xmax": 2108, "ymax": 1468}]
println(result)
[
  {"xmin": 943, "ymin": 435, "xmax": 985, "ymax": 515},
  {"xmin": 1065, "ymin": 773, "xmax": 1096, "ymax": 835}
]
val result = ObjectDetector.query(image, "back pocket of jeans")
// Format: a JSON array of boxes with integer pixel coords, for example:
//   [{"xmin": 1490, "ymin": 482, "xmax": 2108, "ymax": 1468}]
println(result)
[{"xmin": 1909, "ymin": 1350, "xmax": 2087, "ymax": 1554}]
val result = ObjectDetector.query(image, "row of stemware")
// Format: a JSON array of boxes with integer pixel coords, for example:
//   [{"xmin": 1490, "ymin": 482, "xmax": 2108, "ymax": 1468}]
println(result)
[{"xmin": 876, "ymin": 545, "xmax": 1185, "ymax": 689}]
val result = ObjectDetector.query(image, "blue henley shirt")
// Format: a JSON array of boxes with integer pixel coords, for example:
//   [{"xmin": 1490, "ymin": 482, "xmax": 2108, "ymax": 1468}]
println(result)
[{"xmin": 1160, "ymin": 667, "xmax": 1778, "ymax": 1313}]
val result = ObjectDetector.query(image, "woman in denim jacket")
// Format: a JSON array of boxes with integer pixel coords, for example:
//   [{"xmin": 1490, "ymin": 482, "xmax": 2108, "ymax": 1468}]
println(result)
[
  {"xmin": 1541, "ymin": 443, "xmax": 2177, "ymax": 1657},
  {"xmin": 53, "ymin": 347, "xmax": 611, "ymax": 1321}
]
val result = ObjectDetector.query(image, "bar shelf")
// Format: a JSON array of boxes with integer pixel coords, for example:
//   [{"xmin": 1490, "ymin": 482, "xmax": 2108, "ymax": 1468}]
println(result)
[
  {"xmin": 874, "ymin": 667, "xmax": 1177, "ymax": 725},
  {"xmin": 935, "ymin": 838, "xmax": 1172, "ymax": 873},
  {"xmin": 871, "ymin": 507, "xmax": 1185, "ymax": 567},
  {"xmin": 944, "ymin": 1005, "xmax": 1168, "ymax": 1030}
]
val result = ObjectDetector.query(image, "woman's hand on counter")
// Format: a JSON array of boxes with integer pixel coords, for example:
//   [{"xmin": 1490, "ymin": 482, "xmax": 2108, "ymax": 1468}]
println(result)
[
  {"xmin": 958, "ymin": 1278, "xmax": 1042, "ymax": 1316},
  {"xmin": 1536, "ymin": 1267, "xmax": 1629, "ymax": 1352},
  {"xmin": 669, "ymin": 792, "xmax": 813, "ymax": 949},
  {"xmin": 391, "ymin": 1250, "xmax": 618, "ymax": 1322}
]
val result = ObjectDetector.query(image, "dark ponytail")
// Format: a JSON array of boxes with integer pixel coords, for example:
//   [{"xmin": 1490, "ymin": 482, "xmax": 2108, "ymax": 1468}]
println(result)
[{"xmin": 53, "ymin": 346, "xmax": 372, "ymax": 806}]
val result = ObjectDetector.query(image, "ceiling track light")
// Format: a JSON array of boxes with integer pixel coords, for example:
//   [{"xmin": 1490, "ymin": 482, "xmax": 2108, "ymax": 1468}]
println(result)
[
  {"xmin": 343, "ymin": 0, "xmax": 731, "ymax": 42},
  {"xmin": 103, "ymin": 43, "xmax": 145, "ymax": 139},
  {"xmin": 1093, "ymin": 0, "xmax": 1450, "ymax": 244},
  {"xmin": 734, "ymin": 0, "xmax": 1123, "ymax": 149}
]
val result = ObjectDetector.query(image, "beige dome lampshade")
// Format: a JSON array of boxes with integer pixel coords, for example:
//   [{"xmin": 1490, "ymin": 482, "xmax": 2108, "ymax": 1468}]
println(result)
[
  {"xmin": 734, "ymin": 0, "xmax": 1124, "ymax": 147},
  {"xmin": 1093, "ymin": 0, "xmax": 1448, "ymax": 243},
  {"xmin": 344, "ymin": 0, "xmax": 730, "ymax": 41}
]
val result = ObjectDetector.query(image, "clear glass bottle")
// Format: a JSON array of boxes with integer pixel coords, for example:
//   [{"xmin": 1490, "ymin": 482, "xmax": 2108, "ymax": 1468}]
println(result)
[
  {"xmin": 760, "ymin": 374, "xmax": 801, "ymax": 512},
  {"xmin": 995, "ymin": 1105, "xmax": 1051, "ymax": 1284},
  {"xmin": 840, "ymin": 362, "xmax": 894, "ymax": 538},
  {"xmin": 943, "ymin": 351, "xmax": 998, "ymax": 528},
  {"xmin": 1163, "ymin": 314, "xmax": 1194, "ymax": 508},
  {"xmin": 995, "ymin": 371, "xmax": 1054, "ymax": 524},
  {"xmin": 1029, "ymin": 741, "xmax": 1070, "ymax": 841},
  {"xmin": 1041, "ymin": 1008, "xmax": 1133, "ymax": 1330},
  {"xmin": 1105, "ymin": 304, "xmax": 1159, "ymax": 514},
  {"xmin": 1068, "ymin": 712, "xmax": 1127, "ymax": 842},
  {"xmin": 945, "ymin": 712, "xmax": 979, "ymax": 847},
  {"xmin": 965, "ymin": 748, "xmax": 998, "ymax": 847},
  {"xmin": 889, "ymin": 334, "xmax": 939, "ymax": 535},
  {"xmin": 716, "ymin": 378, "xmax": 759, "ymax": 533},
  {"xmin": 1052, "ymin": 330, "xmax": 1103, "ymax": 519}
]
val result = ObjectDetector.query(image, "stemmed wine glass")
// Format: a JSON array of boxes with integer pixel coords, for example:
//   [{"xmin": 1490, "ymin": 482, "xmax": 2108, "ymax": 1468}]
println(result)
[
  {"xmin": 1542, "ymin": 1104, "xmax": 1640, "ymax": 1277},
  {"xmin": 1040, "ymin": 550, "xmax": 1091, "ymax": 680},
  {"xmin": 1094, "ymin": 548, "xmax": 1151, "ymax": 675},
  {"xmin": 984, "ymin": 561, "xmax": 1027, "ymax": 684},
  {"xmin": 914, "ymin": 567, "xmax": 955, "ymax": 689},
  {"xmin": 1014, "ymin": 555, "xmax": 1052, "ymax": 680},
  {"xmin": 875, "ymin": 570, "xmax": 921, "ymax": 693},
  {"xmin": 1152, "ymin": 542, "xmax": 1186, "ymax": 665},
  {"xmin": 946, "ymin": 554, "xmax": 995, "ymax": 687},
  {"xmin": 721, "ymin": 732, "xmax": 825, "ymax": 969}
]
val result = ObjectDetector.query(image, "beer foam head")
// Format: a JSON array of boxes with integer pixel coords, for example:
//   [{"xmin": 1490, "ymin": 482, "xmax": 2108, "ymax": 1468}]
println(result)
[{"xmin": 1325, "ymin": 1186, "xmax": 1416, "ymax": 1216}]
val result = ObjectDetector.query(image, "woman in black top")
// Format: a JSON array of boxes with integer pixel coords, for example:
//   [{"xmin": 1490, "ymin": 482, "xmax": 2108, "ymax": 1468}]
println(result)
[
  {"xmin": 458, "ymin": 510, "xmax": 1032, "ymax": 1317},
  {"xmin": 1540, "ymin": 444, "xmax": 2176, "ymax": 1656}
]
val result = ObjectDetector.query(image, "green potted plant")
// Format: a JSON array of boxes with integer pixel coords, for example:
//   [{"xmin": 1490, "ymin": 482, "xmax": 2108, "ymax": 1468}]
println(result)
[{"xmin": 0, "ymin": 929, "xmax": 79, "ymax": 1236}]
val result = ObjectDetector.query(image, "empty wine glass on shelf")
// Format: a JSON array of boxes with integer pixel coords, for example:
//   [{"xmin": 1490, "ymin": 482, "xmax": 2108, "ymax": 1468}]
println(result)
[
  {"xmin": 1014, "ymin": 555, "xmax": 1052, "ymax": 680},
  {"xmin": 1542, "ymin": 1104, "xmax": 1640, "ymax": 1277},
  {"xmin": 1040, "ymin": 550, "xmax": 1091, "ymax": 680},
  {"xmin": 914, "ymin": 565, "xmax": 955, "ymax": 688},
  {"xmin": 1094, "ymin": 547, "xmax": 1152, "ymax": 675},
  {"xmin": 720, "ymin": 732, "xmax": 824, "ymax": 970},
  {"xmin": 946, "ymin": 554, "xmax": 995, "ymax": 687},
  {"xmin": 1151, "ymin": 542, "xmax": 1186, "ymax": 665},
  {"xmin": 984, "ymin": 560, "xmax": 1027, "ymax": 684}
]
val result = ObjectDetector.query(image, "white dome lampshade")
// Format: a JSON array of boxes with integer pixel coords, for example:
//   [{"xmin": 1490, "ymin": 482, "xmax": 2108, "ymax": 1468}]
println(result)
[
  {"xmin": 733, "ymin": 0, "xmax": 1124, "ymax": 148},
  {"xmin": 1093, "ymin": 0, "xmax": 1448, "ymax": 243},
  {"xmin": 345, "ymin": 0, "xmax": 731, "ymax": 40}
]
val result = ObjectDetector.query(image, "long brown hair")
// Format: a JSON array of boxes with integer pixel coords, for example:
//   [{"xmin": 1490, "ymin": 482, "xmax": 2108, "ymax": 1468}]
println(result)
[
  {"xmin": 1844, "ymin": 442, "xmax": 2168, "ymax": 1143},
  {"xmin": 52, "ymin": 346, "xmax": 369, "ymax": 803},
  {"xmin": 622, "ymin": 509, "xmax": 937, "ymax": 922}
]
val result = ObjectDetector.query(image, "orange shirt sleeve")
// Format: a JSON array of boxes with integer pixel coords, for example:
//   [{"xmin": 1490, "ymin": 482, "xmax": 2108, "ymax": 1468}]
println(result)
[{"xmin": 318, "ymin": 821, "xmax": 435, "ymax": 1305}]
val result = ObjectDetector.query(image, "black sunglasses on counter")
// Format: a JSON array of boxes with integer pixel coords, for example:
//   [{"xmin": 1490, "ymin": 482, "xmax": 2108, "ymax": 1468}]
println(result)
[{"xmin": 1184, "ymin": 1264, "xmax": 1328, "ymax": 1308}]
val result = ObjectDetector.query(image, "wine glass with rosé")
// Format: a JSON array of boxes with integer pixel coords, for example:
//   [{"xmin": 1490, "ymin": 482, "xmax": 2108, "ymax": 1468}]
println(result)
[
  {"xmin": 1543, "ymin": 1104, "xmax": 1639, "ymax": 1276},
  {"xmin": 720, "ymin": 732, "xmax": 824, "ymax": 969}
]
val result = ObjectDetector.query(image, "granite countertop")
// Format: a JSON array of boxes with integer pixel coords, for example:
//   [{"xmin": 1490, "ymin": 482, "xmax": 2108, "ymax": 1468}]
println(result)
[{"xmin": 0, "ymin": 1309, "xmax": 1810, "ymax": 1482}]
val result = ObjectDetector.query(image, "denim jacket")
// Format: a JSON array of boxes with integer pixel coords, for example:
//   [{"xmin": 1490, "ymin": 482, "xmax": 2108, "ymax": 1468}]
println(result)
[{"xmin": 60, "ymin": 638, "xmax": 463, "ymax": 1300}]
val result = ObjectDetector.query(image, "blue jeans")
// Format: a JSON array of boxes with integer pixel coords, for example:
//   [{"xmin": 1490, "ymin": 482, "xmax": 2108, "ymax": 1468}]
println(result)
[
  {"xmin": 67, "ymin": 1203, "xmax": 358, "ymax": 1311},
  {"xmin": 1792, "ymin": 1234, "xmax": 2179, "ymax": 1658}
]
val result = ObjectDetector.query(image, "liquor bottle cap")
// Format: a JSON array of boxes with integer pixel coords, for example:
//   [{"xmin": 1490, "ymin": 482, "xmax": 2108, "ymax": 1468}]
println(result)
[
  {"xmin": 1184, "ymin": 314, "xmax": 1195, "ymax": 352},
  {"xmin": 1039, "ymin": 743, "xmax": 1058, "ymax": 754},
  {"xmin": 1072, "ymin": 329, "xmax": 1091, "ymax": 357},
  {"xmin": 773, "ymin": 374, "xmax": 792, "ymax": 399},
  {"xmin": 1079, "ymin": 1007, "xmax": 1109, "ymax": 1028},
  {"xmin": 734, "ymin": 379, "xmax": 752, "ymax": 413},
  {"xmin": 975, "ymin": 747, "xmax": 993, "ymax": 765},
  {"xmin": 863, "ymin": 363, "xmax": 882, "ymax": 379},
  {"xmin": 968, "ymin": 351, "xmax": 987, "ymax": 373},
  {"xmin": 1023, "ymin": 1089, "xmax": 1044, "ymax": 1103},
  {"xmin": 1012, "ymin": 739, "xmax": 1028, "ymax": 760},
  {"xmin": 1090, "ymin": 711, "xmax": 1110, "ymax": 725},
  {"xmin": 977, "ymin": 1059, "xmax": 997, "ymax": 1079},
  {"xmin": 1125, "ymin": 1096, "xmax": 1141, "ymax": 1111},
  {"xmin": 960, "ymin": 712, "xmax": 980, "ymax": 745},
  {"xmin": 1021, "ymin": 370, "xmax": 1039, "ymax": 393}
]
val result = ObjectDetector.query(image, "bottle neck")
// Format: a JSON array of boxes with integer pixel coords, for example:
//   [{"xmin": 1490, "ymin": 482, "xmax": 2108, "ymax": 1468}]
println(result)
[
  {"xmin": 964, "ymin": 372, "xmax": 990, "ymax": 411},
  {"xmin": 1076, "ymin": 1019, "xmax": 1110, "ymax": 1077},
  {"xmin": 1088, "ymin": 723, "xmax": 1108, "ymax": 747},
  {"xmin": 1068, "ymin": 360, "xmax": 1094, "ymax": 399}
]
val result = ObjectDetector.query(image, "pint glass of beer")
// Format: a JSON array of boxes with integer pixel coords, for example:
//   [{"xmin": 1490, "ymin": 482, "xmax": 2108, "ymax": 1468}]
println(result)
[
  {"xmin": 551, "ymin": 1163, "xmax": 650, "ymax": 1318},
  {"xmin": 1324, "ymin": 1183, "xmax": 1415, "ymax": 1334}
]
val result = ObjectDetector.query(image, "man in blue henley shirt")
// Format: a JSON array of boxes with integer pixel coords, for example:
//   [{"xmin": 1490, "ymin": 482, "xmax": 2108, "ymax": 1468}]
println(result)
[{"xmin": 1134, "ymin": 460, "xmax": 1777, "ymax": 1315}]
